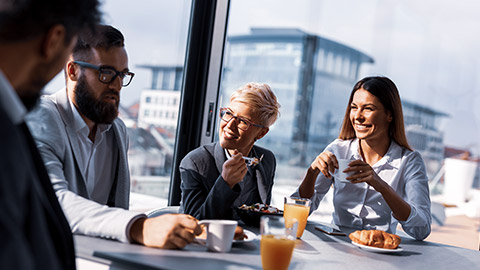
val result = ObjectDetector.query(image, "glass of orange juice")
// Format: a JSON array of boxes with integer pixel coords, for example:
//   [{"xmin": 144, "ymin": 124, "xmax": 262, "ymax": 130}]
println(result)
[
  {"xmin": 283, "ymin": 197, "xmax": 311, "ymax": 238},
  {"xmin": 260, "ymin": 216, "xmax": 297, "ymax": 270}
]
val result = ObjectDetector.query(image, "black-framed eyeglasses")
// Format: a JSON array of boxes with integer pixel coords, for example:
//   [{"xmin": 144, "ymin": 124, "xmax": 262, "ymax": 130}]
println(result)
[
  {"xmin": 219, "ymin": 107, "xmax": 265, "ymax": 131},
  {"xmin": 73, "ymin": 61, "xmax": 135, "ymax": 87}
]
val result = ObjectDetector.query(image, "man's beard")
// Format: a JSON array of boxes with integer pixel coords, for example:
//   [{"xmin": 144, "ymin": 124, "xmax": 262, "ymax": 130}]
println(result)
[{"xmin": 74, "ymin": 75, "xmax": 119, "ymax": 124}]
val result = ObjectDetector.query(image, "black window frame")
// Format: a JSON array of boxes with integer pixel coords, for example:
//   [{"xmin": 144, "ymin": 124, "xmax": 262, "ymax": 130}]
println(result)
[{"xmin": 169, "ymin": 0, "xmax": 230, "ymax": 205}]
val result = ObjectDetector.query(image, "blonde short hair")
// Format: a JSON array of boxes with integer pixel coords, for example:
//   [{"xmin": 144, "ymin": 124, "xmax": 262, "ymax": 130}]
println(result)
[{"xmin": 230, "ymin": 82, "xmax": 281, "ymax": 127}]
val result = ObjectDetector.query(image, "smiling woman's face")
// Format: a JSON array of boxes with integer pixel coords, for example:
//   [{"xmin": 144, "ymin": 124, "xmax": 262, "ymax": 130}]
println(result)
[
  {"xmin": 349, "ymin": 88, "xmax": 392, "ymax": 142},
  {"xmin": 219, "ymin": 100, "xmax": 267, "ymax": 156}
]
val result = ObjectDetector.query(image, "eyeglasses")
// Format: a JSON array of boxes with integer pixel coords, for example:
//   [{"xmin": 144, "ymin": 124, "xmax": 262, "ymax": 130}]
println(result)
[
  {"xmin": 219, "ymin": 107, "xmax": 265, "ymax": 131},
  {"xmin": 73, "ymin": 61, "xmax": 135, "ymax": 87}
]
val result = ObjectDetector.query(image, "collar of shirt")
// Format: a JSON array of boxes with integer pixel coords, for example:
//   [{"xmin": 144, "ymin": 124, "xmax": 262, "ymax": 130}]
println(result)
[
  {"xmin": 223, "ymin": 148, "xmax": 256, "ymax": 159},
  {"xmin": 224, "ymin": 148, "xmax": 232, "ymax": 159},
  {"xmin": 351, "ymin": 138, "xmax": 402, "ymax": 170},
  {"xmin": 0, "ymin": 70, "xmax": 27, "ymax": 124},
  {"xmin": 224, "ymin": 148, "xmax": 255, "ymax": 175},
  {"xmin": 68, "ymin": 96, "xmax": 111, "ymax": 142}
]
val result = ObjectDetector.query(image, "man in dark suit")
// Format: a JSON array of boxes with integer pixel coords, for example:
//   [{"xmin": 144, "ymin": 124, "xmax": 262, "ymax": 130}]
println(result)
[
  {"xmin": 0, "ymin": 1, "xmax": 101, "ymax": 269},
  {"xmin": 180, "ymin": 83, "xmax": 281, "ymax": 220}
]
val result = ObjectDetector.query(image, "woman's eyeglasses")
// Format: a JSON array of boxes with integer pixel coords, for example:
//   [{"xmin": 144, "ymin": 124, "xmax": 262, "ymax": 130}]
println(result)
[{"xmin": 219, "ymin": 107, "xmax": 265, "ymax": 131}]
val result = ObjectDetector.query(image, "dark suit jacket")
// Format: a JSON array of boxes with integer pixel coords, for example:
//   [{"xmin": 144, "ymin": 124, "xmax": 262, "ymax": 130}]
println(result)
[
  {"xmin": 179, "ymin": 142, "xmax": 276, "ymax": 220},
  {"xmin": 0, "ymin": 107, "xmax": 75, "ymax": 270}
]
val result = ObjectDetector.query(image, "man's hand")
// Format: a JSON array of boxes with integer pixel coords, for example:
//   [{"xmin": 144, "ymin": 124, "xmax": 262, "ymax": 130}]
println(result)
[
  {"xmin": 130, "ymin": 214, "xmax": 202, "ymax": 249},
  {"xmin": 222, "ymin": 149, "xmax": 247, "ymax": 188}
]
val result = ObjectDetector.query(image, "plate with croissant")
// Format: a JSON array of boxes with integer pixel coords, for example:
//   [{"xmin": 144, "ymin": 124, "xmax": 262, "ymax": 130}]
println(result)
[{"xmin": 349, "ymin": 230, "xmax": 403, "ymax": 253}]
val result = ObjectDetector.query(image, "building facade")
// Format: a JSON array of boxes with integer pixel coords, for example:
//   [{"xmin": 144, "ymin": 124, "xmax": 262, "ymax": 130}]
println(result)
[
  {"xmin": 137, "ymin": 65, "xmax": 182, "ymax": 132},
  {"xmin": 220, "ymin": 28, "xmax": 374, "ymax": 166},
  {"xmin": 134, "ymin": 28, "xmax": 448, "ymax": 179}
]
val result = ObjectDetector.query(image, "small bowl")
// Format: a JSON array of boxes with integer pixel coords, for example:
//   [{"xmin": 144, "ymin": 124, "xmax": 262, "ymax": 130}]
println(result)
[{"xmin": 235, "ymin": 207, "xmax": 283, "ymax": 227}]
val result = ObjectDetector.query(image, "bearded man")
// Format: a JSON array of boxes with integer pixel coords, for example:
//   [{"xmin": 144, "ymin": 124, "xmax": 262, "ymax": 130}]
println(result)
[{"xmin": 26, "ymin": 25, "xmax": 201, "ymax": 249}]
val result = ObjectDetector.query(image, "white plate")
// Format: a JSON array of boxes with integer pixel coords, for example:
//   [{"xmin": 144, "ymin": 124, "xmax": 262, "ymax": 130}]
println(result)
[
  {"xmin": 195, "ymin": 229, "xmax": 257, "ymax": 245},
  {"xmin": 234, "ymin": 229, "xmax": 257, "ymax": 243},
  {"xmin": 351, "ymin": 241, "xmax": 403, "ymax": 253}
]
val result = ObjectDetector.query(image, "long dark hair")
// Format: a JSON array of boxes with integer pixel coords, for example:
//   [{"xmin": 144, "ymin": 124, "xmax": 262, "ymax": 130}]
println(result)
[{"xmin": 338, "ymin": 76, "xmax": 412, "ymax": 150}]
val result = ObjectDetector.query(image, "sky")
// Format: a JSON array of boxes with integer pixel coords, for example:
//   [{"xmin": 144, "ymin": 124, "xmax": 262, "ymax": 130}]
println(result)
[{"xmin": 44, "ymin": 0, "xmax": 480, "ymax": 155}]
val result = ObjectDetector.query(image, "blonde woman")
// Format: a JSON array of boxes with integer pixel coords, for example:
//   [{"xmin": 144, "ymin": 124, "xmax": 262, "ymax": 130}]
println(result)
[
  {"xmin": 180, "ymin": 83, "xmax": 280, "ymax": 220},
  {"xmin": 294, "ymin": 76, "xmax": 431, "ymax": 240}
]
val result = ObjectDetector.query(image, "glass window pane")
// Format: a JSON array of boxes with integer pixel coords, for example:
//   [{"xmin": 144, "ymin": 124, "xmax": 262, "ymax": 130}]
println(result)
[
  {"xmin": 219, "ymin": 0, "xmax": 480, "ymax": 249},
  {"xmin": 44, "ymin": 0, "xmax": 192, "ymax": 210}
]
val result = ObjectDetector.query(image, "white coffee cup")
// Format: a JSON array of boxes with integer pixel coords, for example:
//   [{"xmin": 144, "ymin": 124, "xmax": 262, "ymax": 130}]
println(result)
[
  {"xmin": 199, "ymin": 220, "xmax": 237, "ymax": 252},
  {"xmin": 335, "ymin": 159, "xmax": 354, "ymax": 183}
]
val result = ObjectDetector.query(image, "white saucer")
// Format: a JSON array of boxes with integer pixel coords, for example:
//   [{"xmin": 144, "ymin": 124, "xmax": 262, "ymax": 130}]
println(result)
[
  {"xmin": 351, "ymin": 241, "xmax": 403, "ymax": 253},
  {"xmin": 233, "ymin": 229, "xmax": 257, "ymax": 243}
]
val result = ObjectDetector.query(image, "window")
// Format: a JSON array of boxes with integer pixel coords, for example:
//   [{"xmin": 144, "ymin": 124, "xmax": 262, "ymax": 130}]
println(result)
[
  {"xmin": 44, "ymin": 0, "xmax": 193, "ymax": 208},
  {"xmin": 216, "ymin": 0, "xmax": 480, "ymax": 248},
  {"xmin": 39, "ymin": 1, "xmax": 479, "ymax": 249}
]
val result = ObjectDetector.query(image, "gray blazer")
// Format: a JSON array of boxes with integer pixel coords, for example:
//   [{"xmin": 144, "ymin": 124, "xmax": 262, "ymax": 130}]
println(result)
[
  {"xmin": 180, "ymin": 142, "xmax": 276, "ymax": 220},
  {"xmin": 26, "ymin": 89, "xmax": 140, "ymax": 243}
]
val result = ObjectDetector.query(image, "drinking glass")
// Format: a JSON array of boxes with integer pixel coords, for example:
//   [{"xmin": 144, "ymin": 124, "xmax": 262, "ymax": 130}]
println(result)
[
  {"xmin": 260, "ymin": 216, "xmax": 297, "ymax": 270},
  {"xmin": 283, "ymin": 197, "xmax": 311, "ymax": 238}
]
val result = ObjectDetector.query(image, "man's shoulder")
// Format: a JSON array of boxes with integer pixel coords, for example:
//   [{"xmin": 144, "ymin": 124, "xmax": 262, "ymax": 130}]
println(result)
[
  {"xmin": 113, "ymin": 117, "xmax": 128, "ymax": 133},
  {"xmin": 0, "ymin": 106, "xmax": 20, "ymax": 143},
  {"xmin": 0, "ymin": 107, "xmax": 34, "ymax": 180},
  {"xmin": 27, "ymin": 93, "xmax": 61, "ymax": 120},
  {"xmin": 25, "ymin": 93, "xmax": 66, "ymax": 142}
]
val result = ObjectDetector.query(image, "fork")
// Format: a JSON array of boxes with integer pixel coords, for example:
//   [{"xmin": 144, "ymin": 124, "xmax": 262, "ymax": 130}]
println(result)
[{"xmin": 242, "ymin": 154, "xmax": 264, "ymax": 166}]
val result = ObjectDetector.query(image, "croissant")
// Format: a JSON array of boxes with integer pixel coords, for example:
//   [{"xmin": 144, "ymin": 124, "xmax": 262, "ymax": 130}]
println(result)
[
  {"xmin": 234, "ymin": 226, "xmax": 247, "ymax": 240},
  {"xmin": 349, "ymin": 230, "xmax": 401, "ymax": 249}
]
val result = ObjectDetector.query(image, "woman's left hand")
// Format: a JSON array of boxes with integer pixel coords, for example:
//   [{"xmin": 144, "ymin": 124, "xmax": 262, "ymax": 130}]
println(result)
[{"xmin": 345, "ymin": 160, "xmax": 383, "ymax": 189}]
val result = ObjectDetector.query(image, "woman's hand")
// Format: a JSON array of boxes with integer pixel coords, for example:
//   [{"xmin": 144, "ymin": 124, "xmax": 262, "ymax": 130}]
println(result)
[
  {"xmin": 310, "ymin": 151, "xmax": 338, "ymax": 179},
  {"xmin": 345, "ymin": 159, "xmax": 383, "ymax": 189},
  {"xmin": 222, "ymin": 149, "xmax": 248, "ymax": 188},
  {"xmin": 345, "ymin": 159, "xmax": 412, "ymax": 221}
]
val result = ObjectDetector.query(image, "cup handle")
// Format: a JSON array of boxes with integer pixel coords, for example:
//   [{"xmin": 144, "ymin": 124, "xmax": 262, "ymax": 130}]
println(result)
[{"xmin": 198, "ymin": 220, "xmax": 210, "ymax": 232}]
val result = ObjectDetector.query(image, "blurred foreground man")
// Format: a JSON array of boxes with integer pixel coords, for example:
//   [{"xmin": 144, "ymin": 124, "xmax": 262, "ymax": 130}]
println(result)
[
  {"xmin": 26, "ymin": 25, "xmax": 201, "ymax": 249},
  {"xmin": 0, "ymin": 0, "xmax": 101, "ymax": 269}
]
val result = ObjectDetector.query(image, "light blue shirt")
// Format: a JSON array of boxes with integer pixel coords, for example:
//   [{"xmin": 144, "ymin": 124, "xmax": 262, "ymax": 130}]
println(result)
[
  {"xmin": 68, "ymin": 98, "xmax": 115, "ymax": 205},
  {"xmin": 293, "ymin": 138, "xmax": 432, "ymax": 240}
]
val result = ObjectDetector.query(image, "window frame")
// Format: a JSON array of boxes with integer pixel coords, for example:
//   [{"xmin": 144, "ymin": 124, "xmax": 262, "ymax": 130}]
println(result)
[{"xmin": 168, "ymin": 0, "xmax": 230, "ymax": 205}]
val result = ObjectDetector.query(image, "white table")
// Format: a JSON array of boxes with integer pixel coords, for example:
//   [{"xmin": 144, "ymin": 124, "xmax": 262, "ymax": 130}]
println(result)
[{"xmin": 75, "ymin": 221, "xmax": 480, "ymax": 270}]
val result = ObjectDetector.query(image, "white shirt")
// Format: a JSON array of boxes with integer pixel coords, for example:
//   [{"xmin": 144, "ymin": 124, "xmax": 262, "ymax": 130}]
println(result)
[
  {"xmin": 0, "ymin": 70, "xmax": 27, "ymax": 124},
  {"xmin": 293, "ymin": 138, "xmax": 432, "ymax": 240},
  {"xmin": 69, "ymin": 98, "xmax": 115, "ymax": 205}
]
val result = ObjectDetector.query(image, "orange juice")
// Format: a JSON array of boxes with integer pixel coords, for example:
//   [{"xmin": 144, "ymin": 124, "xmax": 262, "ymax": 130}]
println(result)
[
  {"xmin": 283, "ymin": 203, "xmax": 310, "ymax": 238},
  {"xmin": 260, "ymin": 235, "xmax": 295, "ymax": 270}
]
